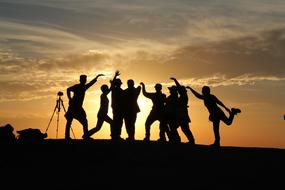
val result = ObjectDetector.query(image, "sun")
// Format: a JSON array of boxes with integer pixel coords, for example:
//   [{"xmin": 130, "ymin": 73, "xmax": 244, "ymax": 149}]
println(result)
[{"xmin": 138, "ymin": 98, "xmax": 148, "ymax": 108}]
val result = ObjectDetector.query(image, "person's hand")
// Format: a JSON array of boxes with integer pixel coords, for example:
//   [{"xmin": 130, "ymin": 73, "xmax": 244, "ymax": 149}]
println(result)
[
  {"xmin": 96, "ymin": 74, "xmax": 104, "ymax": 79},
  {"xmin": 170, "ymin": 77, "xmax": 176, "ymax": 80},
  {"xmin": 115, "ymin": 70, "xmax": 120, "ymax": 77},
  {"xmin": 140, "ymin": 82, "xmax": 144, "ymax": 86}
]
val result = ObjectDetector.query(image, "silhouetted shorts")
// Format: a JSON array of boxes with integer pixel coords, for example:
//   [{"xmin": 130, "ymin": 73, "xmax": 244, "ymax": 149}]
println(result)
[
  {"xmin": 65, "ymin": 106, "xmax": 87, "ymax": 123},
  {"xmin": 209, "ymin": 108, "xmax": 227, "ymax": 122}
]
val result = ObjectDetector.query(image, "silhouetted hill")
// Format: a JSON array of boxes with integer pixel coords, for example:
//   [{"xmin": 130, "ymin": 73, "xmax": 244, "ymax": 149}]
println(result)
[{"xmin": 1, "ymin": 139, "xmax": 284, "ymax": 189}]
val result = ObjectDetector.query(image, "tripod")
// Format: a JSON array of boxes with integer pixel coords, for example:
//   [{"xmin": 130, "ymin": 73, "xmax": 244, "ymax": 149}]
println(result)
[{"xmin": 45, "ymin": 92, "xmax": 75, "ymax": 139}]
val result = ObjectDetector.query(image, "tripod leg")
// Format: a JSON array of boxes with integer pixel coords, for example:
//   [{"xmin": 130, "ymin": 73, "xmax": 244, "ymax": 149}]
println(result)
[
  {"xmin": 56, "ymin": 110, "xmax": 60, "ymax": 139},
  {"xmin": 45, "ymin": 103, "xmax": 58, "ymax": 134}
]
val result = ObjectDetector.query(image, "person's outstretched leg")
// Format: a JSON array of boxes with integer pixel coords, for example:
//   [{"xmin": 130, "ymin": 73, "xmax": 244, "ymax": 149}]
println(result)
[
  {"xmin": 87, "ymin": 117, "xmax": 104, "ymax": 137},
  {"xmin": 222, "ymin": 108, "xmax": 241, "ymax": 126}
]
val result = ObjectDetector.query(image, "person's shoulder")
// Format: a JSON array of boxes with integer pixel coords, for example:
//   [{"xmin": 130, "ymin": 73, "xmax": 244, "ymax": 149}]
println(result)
[
  {"xmin": 68, "ymin": 83, "xmax": 80, "ymax": 89},
  {"xmin": 210, "ymin": 94, "xmax": 218, "ymax": 99}
]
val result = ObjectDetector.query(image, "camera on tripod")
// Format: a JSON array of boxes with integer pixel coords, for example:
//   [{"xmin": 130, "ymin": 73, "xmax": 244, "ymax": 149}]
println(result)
[
  {"xmin": 57, "ymin": 91, "xmax": 64, "ymax": 97},
  {"xmin": 45, "ymin": 91, "xmax": 75, "ymax": 139}
]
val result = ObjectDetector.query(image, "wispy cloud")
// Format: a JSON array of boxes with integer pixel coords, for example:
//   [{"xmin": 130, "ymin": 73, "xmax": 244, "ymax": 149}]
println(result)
[
  {"xmin": 161, "ymin": 74, "xmax": 285, "ymax": 88},
  {"xmin": 1, "ymin": 0, "xmax": 285, "ymax": 103}
]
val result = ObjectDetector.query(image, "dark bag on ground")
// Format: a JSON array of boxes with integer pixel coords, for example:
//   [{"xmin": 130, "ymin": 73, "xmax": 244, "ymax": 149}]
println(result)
[
  {"xmin": 0, "ymin": 124, "xmax": 16, "ymax": 143},
  {"xmin": 17, "ymin": 128, "xmax": 47, "ymax": 142}
]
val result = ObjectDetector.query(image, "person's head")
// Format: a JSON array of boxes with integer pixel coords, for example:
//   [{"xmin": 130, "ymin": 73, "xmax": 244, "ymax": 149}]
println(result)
[
  {"xmin": 80, "ymin": 75, "xmax": 87, "ymax": 84},
  {"xmin": 127, "ymin": 79, "xmax": 134, "ymax": 88},
  {"xmin": 101, "ymin": 84, "xmax": 109, "ymax": 93},
  {"xmin": 168, "ymin": 85, "xmax": 177, "ymax": 95},
  {"xmin": 154, "ymin": 83, "xmax": 162, "ymax": 92},
  {"xmin": 180, "ymin": 85, "xmax": 187, "ymax": 93},
  {"xmin": 202, "ymin": 86, "xmax": 211, "ymax": 95},
  {"xmin": 113, "ymin": 78, "xmax": 122, "ymax": 87}
]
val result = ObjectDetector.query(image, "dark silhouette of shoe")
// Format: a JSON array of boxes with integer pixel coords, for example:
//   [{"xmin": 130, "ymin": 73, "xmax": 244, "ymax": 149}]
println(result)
[
  {"xmin": 111, "ymin": 137, "xmax": 124, "ymax": 142},
  {"xmin": 65, "ymin": 136, "xmax": 72, "ymax": 141},
  {"xmin": 157, "ymin": 138, "xmax": 166, "ymax": 143},
  {"xmin": 83, "ymin": 136, "xmax": 94, "ymax": 141},
  {"xmin": 188, "ymin": 140, "xmax": 195, "ymax": 146},
  {"xmin": 126, "ymin": 137, "xmax": 135, "ymax": 142},
  {"xmin": 210, "ymin": 141, "xmax": 220, "ymax": 147},
  {"xmin": 143, "ymin": 137, "xmax": 150, "ymax": 142},
  {"xmin": 231, "ymin": 108, "xmax": 241, "ymax": 115}
]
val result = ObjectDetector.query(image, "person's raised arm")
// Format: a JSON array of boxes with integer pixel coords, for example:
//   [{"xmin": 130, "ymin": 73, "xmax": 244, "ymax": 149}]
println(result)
[
  {"xmin": 110, "ymin": 70, "xmax": 120, "ymax": 90},
  {"xmin": 86, "ymin": 74, "xmax": 104, "ymax": 90},
  {"xmin": 136, "ymin": 85, "xmax": 141, "ymax": 96},
  {"xmin": 140, "ymin": 82, "xmax": 151, "ymax": 98},
  {"xmin": 186, "ymin": 86, "xmax": 204, "ymax": 100},
  {"xmin": 214, "ymin": 96, "xmax": 231, "ymax": 113},
  {"xmin": 170, "ymin": 77, "xmax": 181, "ymax": 88}
]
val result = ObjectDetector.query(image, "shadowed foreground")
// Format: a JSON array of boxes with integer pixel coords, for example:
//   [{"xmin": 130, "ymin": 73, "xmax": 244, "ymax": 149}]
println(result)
[{"xmin": 1, "ymin": 139, "xmax": 284, "ymax": 189}]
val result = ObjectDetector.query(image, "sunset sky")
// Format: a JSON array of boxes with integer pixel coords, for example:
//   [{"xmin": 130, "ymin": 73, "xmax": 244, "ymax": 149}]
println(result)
[{"xmin": 0, "ymin": 0, "xmax": 284, "ymax": 148}]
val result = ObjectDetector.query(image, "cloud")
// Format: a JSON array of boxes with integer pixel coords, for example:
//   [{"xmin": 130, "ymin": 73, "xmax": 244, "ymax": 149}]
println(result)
[
  {"xmin": 160, "ymin": 74, "xmax": 285, "ymax": 88},
  {"xmin": 1, "ymin": 1, "xmax": 285, "ymax": 102},
  {"xmin": 165, "ymin": 28, "xmax": 285, "ymax": 78}
]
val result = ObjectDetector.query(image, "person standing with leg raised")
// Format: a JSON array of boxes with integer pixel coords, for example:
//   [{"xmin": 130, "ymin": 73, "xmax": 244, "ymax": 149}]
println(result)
[{"xmin": 187, "ymin": 86, "xmax": 241, "ymax": 147}]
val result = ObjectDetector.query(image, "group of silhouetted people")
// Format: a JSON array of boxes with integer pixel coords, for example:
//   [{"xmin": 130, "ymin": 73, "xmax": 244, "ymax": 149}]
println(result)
[{"xmin": 64, "ymin": 71, "xmax": 241, "ymax": 147}]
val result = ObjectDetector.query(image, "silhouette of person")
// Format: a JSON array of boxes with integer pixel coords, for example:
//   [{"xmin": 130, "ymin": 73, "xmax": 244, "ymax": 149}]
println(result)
[
  {"xmin": 124, "ymin": 79, "xmax": 141, "ymax": 141},
  {"xmin": 187, "ymin": 86, "xmax": 241, "ymax": 147},
  {"xmin": 140, "ymin": 82, "xmax": 170, "ymax": 142},
  {"xmin": 84, "ymin": 84, "xmax": 113, "ymax": 139},
  {"xmin": 64, "ymin": 74, "xmax": 104, "ymax": 140},
  {"xmin": 170, "ymin": 77, "xmax": 195, "ymax": 145},
  {"xmin": 164, "ymin": 85, "xmax": 181, "ymax": 143},
  {"xmin": 110, "ymin": 71, "xmax": 125, "ymax": 141}
]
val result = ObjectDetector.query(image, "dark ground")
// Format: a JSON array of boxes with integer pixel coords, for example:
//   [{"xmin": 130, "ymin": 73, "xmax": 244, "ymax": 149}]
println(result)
[{"xmin": 1, "ymin": 139, "xmax": 285, "ymax": 190}]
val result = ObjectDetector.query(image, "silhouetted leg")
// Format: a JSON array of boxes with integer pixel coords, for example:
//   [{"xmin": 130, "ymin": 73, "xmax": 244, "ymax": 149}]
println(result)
[
  {"xmin": 220, "ymin": 111, "xmax": 234, "ymax": 126},
  {"xmin": 78, "ymin": 117, "xmax": 88, "ymax": 139},
  {"xmin": 158, "ymin": 117, "xmax": 169, "ymax": 142},
  {"xmin": 88, "ymin": 117, "xmax": 104, "ymax": 137},
  {"xmin": 65, "ymin": 118, "xmax": 73, "ymax": 140},
  {"xmin": 145, "ymin": 113, "xmax": 156, "ymax": 141},
  {"xmin": 112, "ymin": 111, "xmax": 124, "ymax": 140},
  {"xmin": 168, "ymin": 120, "xmax": 181, "ymax": 143},
  {"xmin": 125, "ymin": 113, "xmax": 137, "ymax": 141},
  {"xmin": 104, "ymin": 115, "xmax": 113, "ymax": 125},
  {"xmin": 117, "ymin": 114, "xmax": 124, "ymax": 139},
  {"xmin": 180, "ymin": 121, "xmax": 195, "ymax": 144},
  {"xmin": 212, "ymin": 120, "xmax": 220, "ymax": 146}
]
